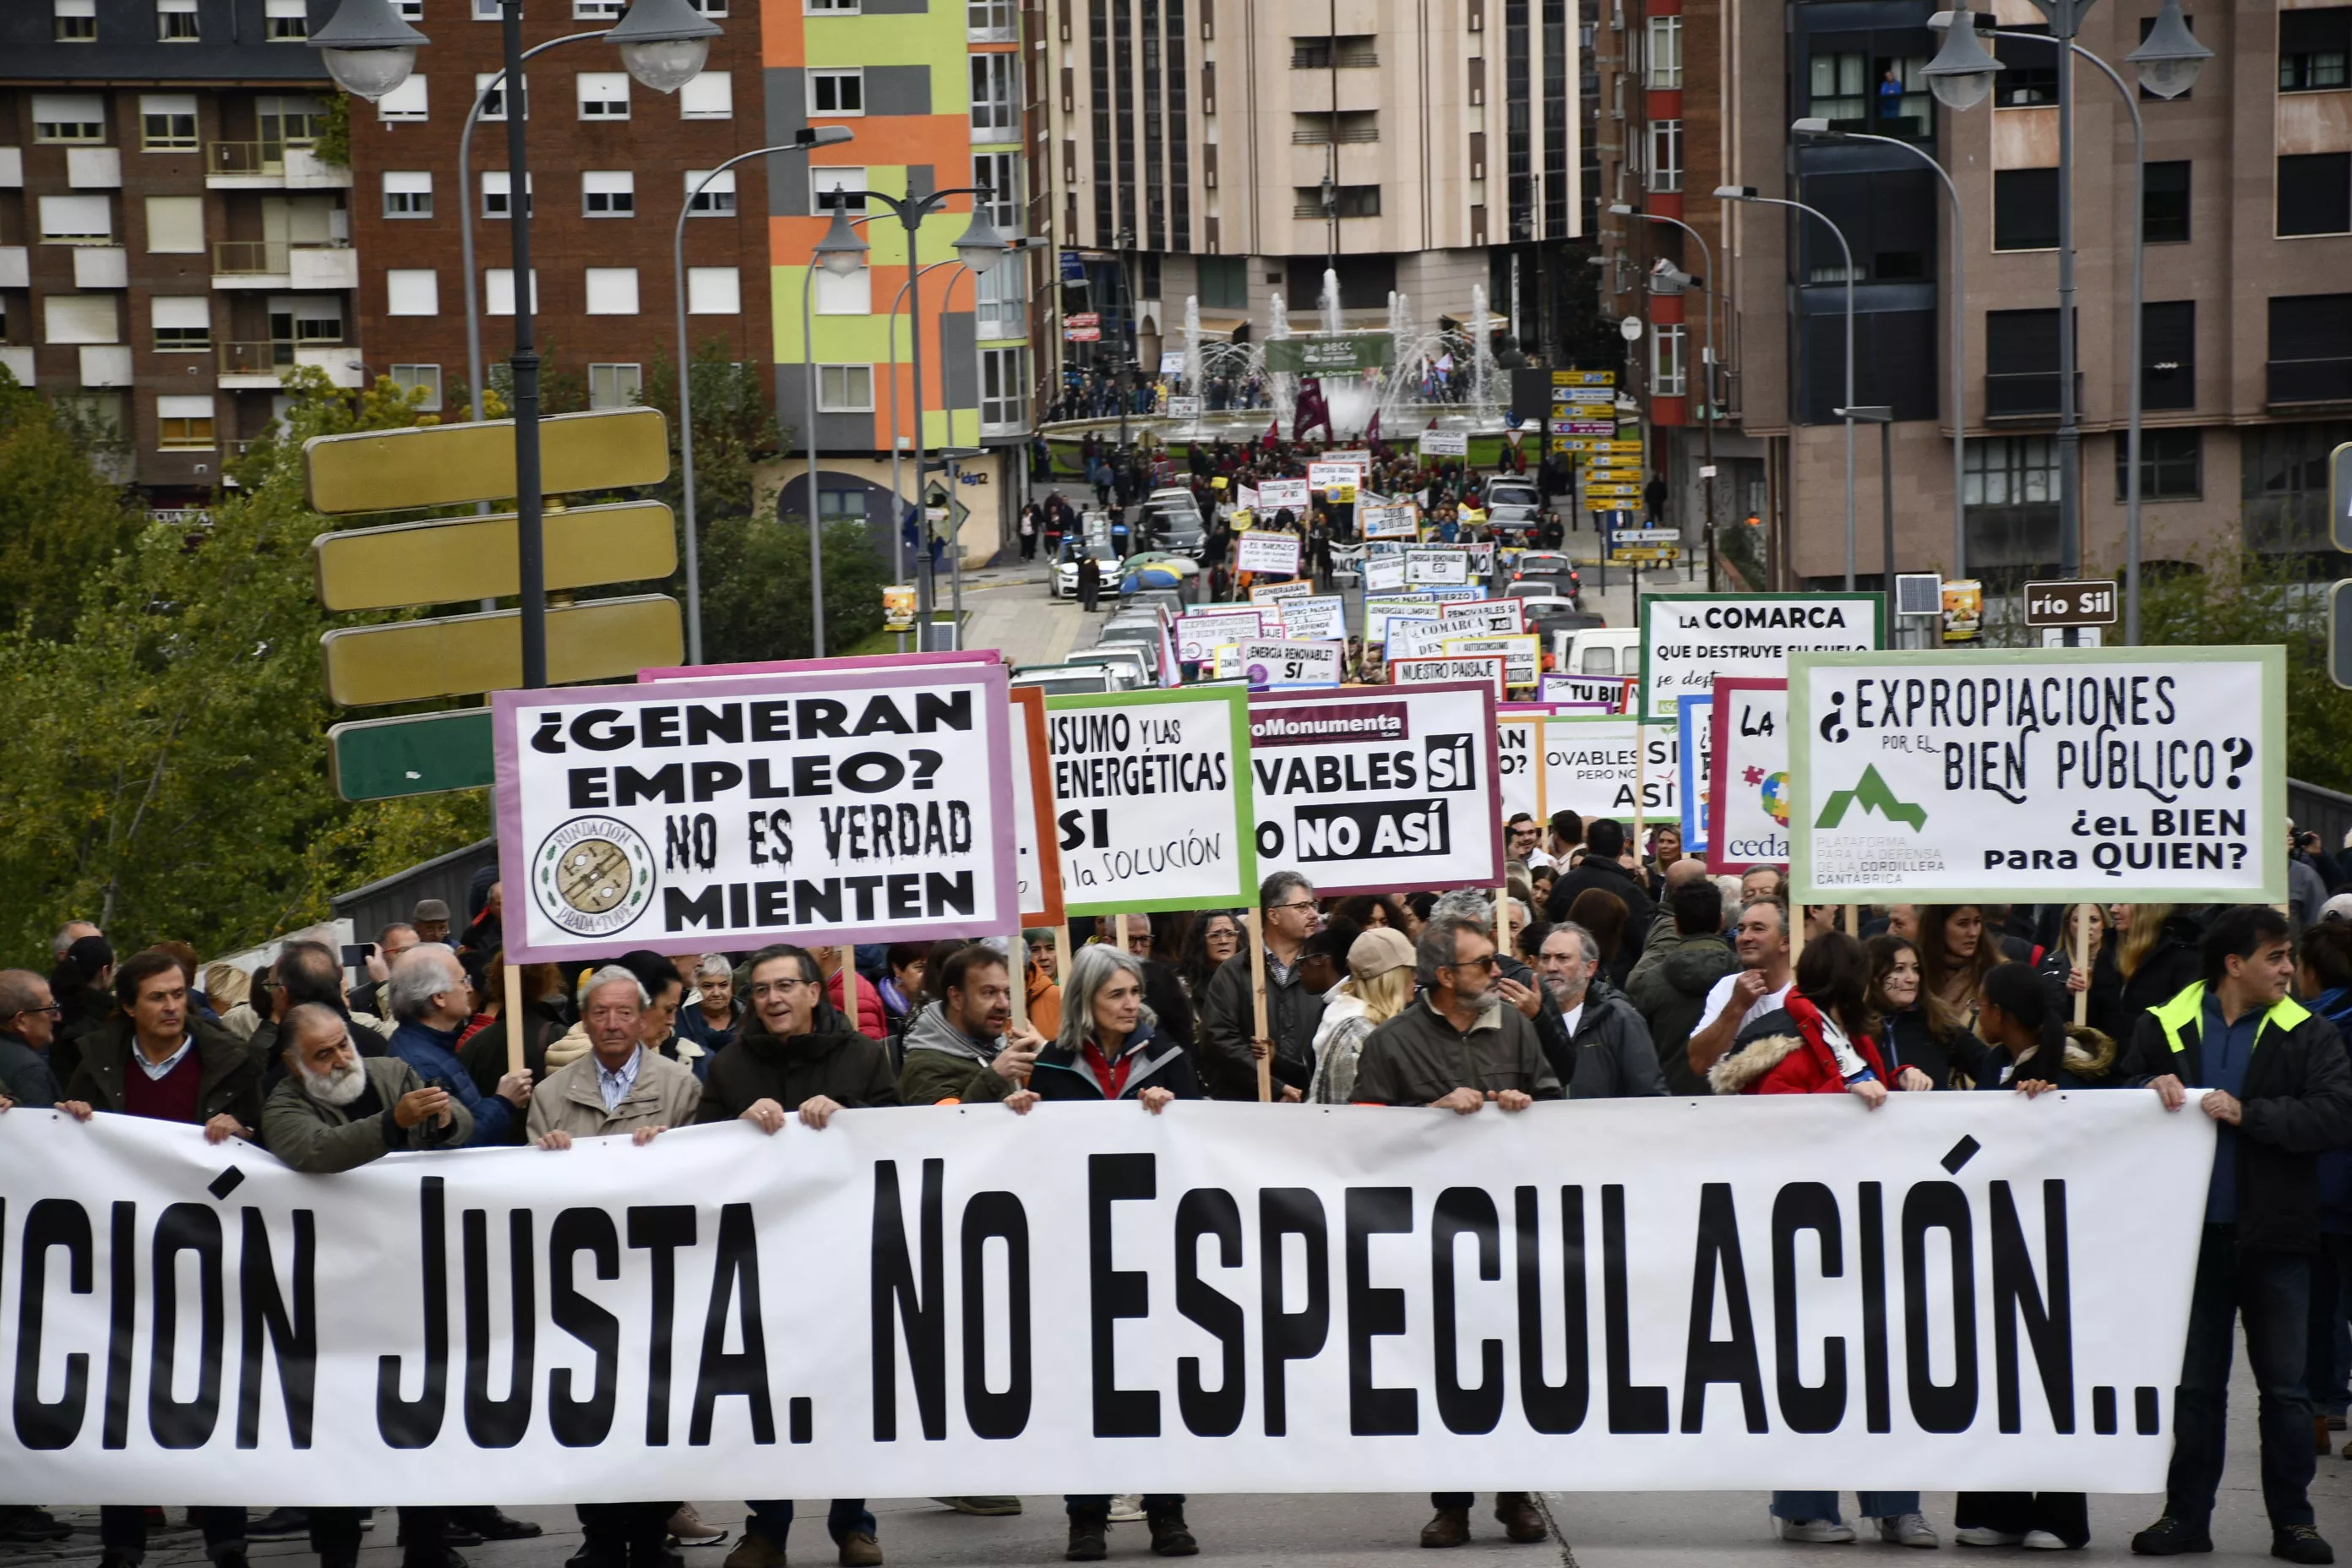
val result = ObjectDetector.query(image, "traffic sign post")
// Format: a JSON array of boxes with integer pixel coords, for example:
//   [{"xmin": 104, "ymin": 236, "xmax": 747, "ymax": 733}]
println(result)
[
  {"xmin": 2023, "ymin": 580, "xmax": 2120, "ymax": 627},
  {"xmin": 2332, "ymin": 444, "xmax": 2352, "ymax": 690},
  {"xmin": 329, "ymin": 710, "xmax": 497, "ymax": 803}
]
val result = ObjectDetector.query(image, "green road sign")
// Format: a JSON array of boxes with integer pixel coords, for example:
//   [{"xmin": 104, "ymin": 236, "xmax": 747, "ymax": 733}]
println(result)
[
  {"xmin": 329, "ymin": 709, "xmax": 493, "ymax": 802},
  {"xmin": 2333, "ymin": 581, "xmax": 2352, "ymax": 692}
]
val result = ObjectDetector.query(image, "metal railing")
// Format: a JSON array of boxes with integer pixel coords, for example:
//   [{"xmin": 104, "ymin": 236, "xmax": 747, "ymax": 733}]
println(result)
[
  {"xmin": 2268, "ymin": 356, "xmax": 2352, "ymax": 405},
  {"xmin": 208, "ymin": 140, "xmax": 288, "ymax": 177},
  {"xmin": 211, "ymin": 239, "xmax": 348, "ymax": 275},
  {"xmin": 218, "ymin": 340, "xmax": 297, "ymax": 374}
]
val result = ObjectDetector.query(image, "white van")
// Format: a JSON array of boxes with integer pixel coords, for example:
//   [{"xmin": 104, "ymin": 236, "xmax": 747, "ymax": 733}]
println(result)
[{"xmin": 1559, "ymin": 626, "xmax": 1642, "ymax": 677}]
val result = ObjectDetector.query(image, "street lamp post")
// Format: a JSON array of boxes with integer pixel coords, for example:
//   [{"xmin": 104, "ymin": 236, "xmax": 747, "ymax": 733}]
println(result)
[
  {"xmin": 1717, "ymin": 186, "xmax": 1859, "ymax": 589},
  {"xmin": 1610, "ymin": 203, "xmax": 1726, "ymax": 589},
  {"xmin": 1840, "ymin": 404, "xmax": 1897, "ymax": 623},
  {"xmin": 1114, "ymin": 226, "xmax": 1136, "ymax": 453},
  {"xmin": 313, "ymin": 0, "xmax": 720, "ymax": 687},
  {"xmin": 1792, "ymin": 121, "xmax": 1968, "ymax": 585}
]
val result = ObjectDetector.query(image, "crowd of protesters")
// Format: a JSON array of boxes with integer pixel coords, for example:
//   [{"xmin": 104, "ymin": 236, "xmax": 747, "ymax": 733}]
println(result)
[{"xmin": 3, "ymin": 813, "xmax": 2349, "ymax": 1566}]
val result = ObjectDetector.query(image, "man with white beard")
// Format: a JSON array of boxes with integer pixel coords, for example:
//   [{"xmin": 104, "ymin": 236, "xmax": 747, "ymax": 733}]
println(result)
[{"xmin": 259, "ymin": 1004, "xmax": 472, "ymax": 1568}]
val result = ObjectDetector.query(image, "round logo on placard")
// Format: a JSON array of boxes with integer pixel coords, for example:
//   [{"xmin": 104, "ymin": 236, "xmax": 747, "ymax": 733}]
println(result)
[
  {"xmin": 532, "ymin": 816, "xmax": 657, "ymax": 939},
  {"xmin": 1245, "ymin": 661, "xmax": 1272, "ymax": 688}
]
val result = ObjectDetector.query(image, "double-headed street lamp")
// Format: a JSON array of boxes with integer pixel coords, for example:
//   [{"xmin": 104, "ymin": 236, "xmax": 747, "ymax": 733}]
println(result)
[
  {"xmin": 1717, "ymin": 186, "xmax": 1859, "ymax": 591},
  {"xmin": 1923, "ymin": 0, "xmax": 2208, "ymax": 639},
  {"xmin": 1609, "ymin": 202, "xmax": 1727, "ymax": 588},
  {"xmin": 312, "ymin": 0, "xmax": 721, "ymax": 687}
]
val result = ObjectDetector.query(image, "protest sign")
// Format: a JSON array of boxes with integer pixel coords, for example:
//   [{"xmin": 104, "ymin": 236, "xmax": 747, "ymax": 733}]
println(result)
[
  {"xmin": 1425, "ymin": 585, "xmax": 1488, "ymax": 606},
  {"xmin": 1360, "ymin": 503, "xmax": 1419, "ymax": 540},
  {"xmin": 1250, "ymin": 579, "xmax": 1316, "ymax": 606},
  {"xmin": 1364, "ymin": 554, "xmax": 1408, "ymax": 591},
  {"xmin": 1270, "ymin": 594, "xmax": 1346, "ymax": 642},
  {"xmin": 1236, "ymin": 484, "xmax": 1259, "ymax": 510},
  {"xmin": 1440, "ymin": 599, "xmax": 1527, "ymax": 637},
  {"xmin": 1172, "ymin": 607, "xmax": 1269, "ymax": 664},
  {"xmin": 1675, "ymin": 693, "xmax": 1712, "ymax": 857},
  {"xmin": 1707, "ymin": 678, "xmax": 1788, "ymax": 874},
  {"xmin": 1539, "ymin": 716, "xmax": 1679, "ymax": 821},
  {"xmin": 1309, "ymin": 460, "xmax": 1364, "ymax": 494},
  {"xmin": 1539, "ymin": 673, "xmax": 1636, "ymax": 712},
  {"xmin": 1445, "ymin": 634, "xmax": 1540, "ymax": 690},
  {"xmin": 1393, "ymin": 654, "xmax": 1508, "ymax": 699},
  {"xmin": 1386, "ymin": 618, "xmax": 1454, "ymax": 663},
  {"xmin": 1497, "ymin": 716, "xmax": 1540, "ymax": 819},
  {"xmin": 1236, "ymin": 532, "xmax": 1303, "ymax": 577},
  {"xmin": 0, "ymin": 1097, "xmax": 2209, "ymax": 1500},
  {"xmin": 1418, "ymin": 429, "xmax": 1469, "ymax": 456},
  {"xmin": 1788, "ymin": 646, "xmax": 2288, "ymax": 902},
  {"xmin": 1248, "ymin": 683, "xmax": 1501, "ymax": 896},
  {"xmin": 493, "ymin": 664, "xmax": 1015, "ymax": 961},
  {"xmin": 1008, "ymin": 686, "xmax": 1064, "ymax": 923},
  {"xmin": 1259, "ymin": 477, "xmax": 1311, "ymax": 513},
  {"xmin": 1235, "ymin": 639, "xmax": 1344, "ymax": 689},
  {"xmin": 1406, "ymin": 547, "xmax": 1471, "ymax": 585},
  {"xmin": 1364, "ymin": 593, "xmax": 1441, "ymax": 645},
  {"xmin": 1048, "ymin": 685, "xmax": 1255, "ymax": 913},
  {"xmin": 1638, "ymin": 592, "xmax": 1882, "ymax": 721}
]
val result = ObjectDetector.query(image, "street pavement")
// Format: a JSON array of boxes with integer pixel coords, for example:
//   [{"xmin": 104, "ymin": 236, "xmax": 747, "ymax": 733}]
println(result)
[{"xmin": 4, "ymin": 1362, "xmax": 2342, "ymax": 1568}]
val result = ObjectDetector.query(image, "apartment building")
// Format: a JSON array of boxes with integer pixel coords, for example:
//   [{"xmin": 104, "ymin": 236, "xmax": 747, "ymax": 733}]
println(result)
[
  {"xmin": 1041, "ymin": 0, "xmax": 1578, "ymax": 376},
  {"xmin": 0, "ymin": 0, "xmax": 359, "ymax": 504},
  {"xmin": 1694, "ymin": 0, "xmax": 2352, "ymax": 587},
  {"xmin": 345, "ymin": 0, "xmax": 767, "ymax": 438},
  {"xmin": 762, "ymin": 0, "xmax": 1035, "ymax": 538}
]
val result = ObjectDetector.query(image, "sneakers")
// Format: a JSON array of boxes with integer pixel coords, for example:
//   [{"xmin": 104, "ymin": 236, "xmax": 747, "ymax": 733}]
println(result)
[
  {"xmin": 2273, "ymin": 1526, "xmax": 2335, "ymax": 1565},
  {"xmin": 723, "ymin": 1533, "xmax": 786, "ymax": 1568},
  {"xmin": 1957, "ymin": 1529, "xmax": 2025, "ymax": 1548},
  {"xmin": 0, "ymin": 1509, "xmax": 74, "ymax": 1544},
  {"xmin": 1420, "ymin": 1507, "xmax": 1472, "ymax": 1549},
  {"xmin": 2022, "ymin": 1533, "xmax": 2070, "ymax": 1550},
  {"xmin": 1107, "ymin": 1497, "xmax": 1146, "ymax": 1524},
  {"xmin": 1144, "ymin": 1505, "xmax": 1198, "ymax": 1559},
  {"xmin": 1066, "ymin": 1511, "xmax": 1108, "ymax": 1563},
  {"xmin": 1782, "ymin": 1519, "xmax": 1859, "ymax": 1544},
  {"xmin": 667, "ymin": 1507, "xmax": 726, "ymax": 1547},
  {"xmin": 1494, "ymin": 1494, "xmax": 1549, "ymax": 1545},
  {"xmin": 2129, "ymin": 1516, "xmax": 2213, "ymax": 1556},
  {"xmin": 1876, "ymin": 1514, "xmax": 1941, "ymax": 1549},
  {"xmin": 930, "ymin": 1500, "xmax": 1022, "ymax": 1517}
]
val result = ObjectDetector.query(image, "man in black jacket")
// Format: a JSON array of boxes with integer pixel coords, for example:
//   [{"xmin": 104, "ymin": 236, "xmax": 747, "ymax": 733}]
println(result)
[
  {"xmin": 1543, "ymin": 816, "xmax": 1657, "ymax": 939},
  {"xmin": 1197, "ymin": 871, "xmax": 1323, "ymax": 1099},
  {"xmin": 1532, "ymin": 923, "xmax": 1665, "ymax": 1097},
  {"xmin": 2120, "ymin": 906, "xmax": 2352, "ymax": 1565},
  {"xmin": 0, "ymin": 969, "xmax": 62, "ymax": 1108}
]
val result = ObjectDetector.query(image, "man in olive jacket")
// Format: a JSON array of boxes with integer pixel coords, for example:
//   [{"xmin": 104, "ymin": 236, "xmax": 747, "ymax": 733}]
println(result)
[
  {"xmin": 2117, "ymin": 906, "xmax": 2352, "ymax": 1565},
  {"xmin": 262, "ymin": 1004, "xmax": 472, "ymax": 1170}
]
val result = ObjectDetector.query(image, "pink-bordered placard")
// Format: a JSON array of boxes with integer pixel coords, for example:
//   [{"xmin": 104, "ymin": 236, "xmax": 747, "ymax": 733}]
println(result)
[
  {"xmin": 1706, "ymin": 676, "xmax": 1787, "ymax": 874},
  {"xmin": 640, "ymin": 649, "xmax": 1002, "ymax": 683},
  {"xmin": 493, "ymin": 662, "xmax": 1019, "ymax": 961}
]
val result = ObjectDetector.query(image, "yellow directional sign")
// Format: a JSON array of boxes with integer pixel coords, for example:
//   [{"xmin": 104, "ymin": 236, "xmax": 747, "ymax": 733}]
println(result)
[
  {"xmin": 320, "ymin": 594, "xmax": 683, "ymax": 706},
  {"xmin": 1586, "ymin": 482, "xmax": 1644, "ymax": 498},
  {"xmin": 303, "ymin": 406, "xmax": 671, "ymax": 515},
  {"xmin": 313, "ymin": 500, "xmax": 678, "ymax": 612}
]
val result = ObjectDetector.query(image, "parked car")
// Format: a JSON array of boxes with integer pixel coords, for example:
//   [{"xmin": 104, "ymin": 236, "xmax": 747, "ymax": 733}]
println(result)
[
  {"xmin": 1484, "ymin": 478, "xmax": 1540, "ymax": 512},
  {"xmin": 1053, "ymin": 536, "xmax": 1122, "ymax": 599},
  {"xmin": 1562, "ymin": 625, "xmax": 1642, "ymax": 676},
  {"xmin": 1512, "ymin": 550, "xmax": 1582, "ymax": 598},
  {"xmin": 1064, "ymin": 646, "xmax": 1153, "ymax": 688},
  {"xmin": 1010, "ymin": 664, "xmax": 1115, "ymax": 694}
]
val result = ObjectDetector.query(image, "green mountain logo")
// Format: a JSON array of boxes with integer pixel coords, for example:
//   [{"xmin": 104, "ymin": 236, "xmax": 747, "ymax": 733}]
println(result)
[{"xmin": 1815, "ymin": 765, "xmax": 1929, "ymax": 830}]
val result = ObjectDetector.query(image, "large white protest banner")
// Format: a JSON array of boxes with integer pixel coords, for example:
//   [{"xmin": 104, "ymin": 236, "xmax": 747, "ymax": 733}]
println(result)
[
  {"xmin": 1048, "ymin": 685, "xmax": 1255, "ymax": 914},
  {"xmin": 1235, "ymin": 532, "xmax": 1303, "ymax": 577},
  {"xmin": 1788, "ymin": 646, "xmax": 2288, "ymax": 902},
  {"xmin": 0, "ymin": 1097, "xmax": 2209, "ymax": 1501},
  {"xmin": 1172, "ymin": 608, "xmax": 1268, "ymax": 664},
  {"xmin": 1638, "ymin": 593, "xmax": 1882, "ymax": 721},
  {"xmin": 1248, "ymin": 683, "xmax": 1502, "ymax": 896},
  {"xmin": 1707, "ymin": 678, "xmax": 1788, "ymax": 874},
  {"xmin": 1269, "ymin": 595, "xmax": 1346, "ymax": 642},
  {"xmin": 493, "ymin": 664, "xmax": 1015, "ymax": 961}
]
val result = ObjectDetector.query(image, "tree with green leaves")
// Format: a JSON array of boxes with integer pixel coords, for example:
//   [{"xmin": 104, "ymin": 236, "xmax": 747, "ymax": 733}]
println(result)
[{"xmin": 0, "ymin": 369, "xmax": 140, "ymax": 643}]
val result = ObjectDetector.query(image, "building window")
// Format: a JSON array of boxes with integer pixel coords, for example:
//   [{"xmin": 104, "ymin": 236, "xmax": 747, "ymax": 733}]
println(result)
[
  {"xmin": 685, "ymin": 169, "xmax": 737, "ymax": 214},
  {"xmin": 471, "ymin": 0, "xmax": 501, "ymax": 15},
  {"xmin": 1995, "ymin": 26, "xmax": 2059, "ymax": 105},
  {"xmin": 387, "ymin": 270, "xmax": 439, "ymax": 315},
  {"xmin": 1963, "ymin": 435, "xmax": 2060, "ymax": 506},
  {"xmin": 396, "ymin": 0, "xmax": 422, "ymax": 14},
  {"xmin": 485, "ymin": 269, "xmax": 538, "ymax": 315},
  {"xmin": 974, "ymin": 152, "xmax": 1020, "ymax": 227},
  {"xmin": 808, "ymin": 0, "xmax": 860, "ymax": 14},
  {"xmin": 2268, "ymin": 292, "xmax": 2352, "ymax": 404},
  {"xmin": 687, "ymin": 267, "xmax": 742, "ymax": 314},
  {"xmin": 691, "ymin": 0, "xmax": 729, "ymax": 12},
  {"xmin": 811, "ymin": 68, "xmax": 865, "ymax": 115},
  {"xmin": 2115, "ymin": 427, "xmax": 2200, "ymax": 500},
  {"xmin": 145, "ymin": 195, "xmax": 205, "ymax": 253},
  {"xmin": 1808, "ymin": 52, "xmax": 1868, "ymax": 122},
  {"xmin": 1651, "ymin": 323, "xmax": 1687, "ymax": 396},
  {"xmin": 1647, "ymin": 119, "xmax": 1682, "ymax": 193},
  {"xmin": 583, "ymin": 171, "xmax": 634, "ymax": 216},
  {"xmin": 2143, "ymin": 161, "xmax": 2190, "ymax": 242},
  {"xmin": 39, "ymin": 195, "xmax": 112, "ymax": 246},
  {"xmin": 1995, "ymin": 167, "xmax": 2060, "ymax": 250},
  {"xmin": 157, "ymin": 395, "xmax": 216, "ymax": 449},
  {"xmin": 812, "ymin": 166, "xmax": 868, "ymax": 215},
  {"xmin": 972, "ymin": 53, "xmax": 1019, "ymax": 138},
  {"xmin": 817, "ymin": 364, "xmax": 875, "ymax": 411},
  {"xmin": 1293, "ymin": 184, "xmax": 1381, "ymax": 217},
  {"xmin": 2280, "ymin": 8, "xmax": 2350, "ymax": 91},
  {"xmin": 976, "ymin": 253, "xmax": 1024, "ymax": 338},
  {"xmin": 588, "ymin": 363, "xmax": 642, "ymax": 408},
  {"xmin": 1986, "ymin": 308, "xmax": 2066, "ymax": 416},
  {"xmin": 814, "ymin": 266, "xmax": 870, "ymax": 313},
  {"xmin": 481, "ymin": 172, "xmax": 533, "ymax": 219},
  {"xmin": 1289, "ymin": 34, "xmax": 1377, "ymax": 67},
  {"xmin": 578, "ymin": 73, "xmax": 631, "ymax": 120},
  {"xmin": 585, "ymin": 268, "xmax": 640, "ymax": 315},
  {"xmin": 2142, "ymin": 299, "xmax": 2196, "ymax": 411},
  {"xmin": 55, "ymin": 0, "xmax": 97, "ymax": 42},
  {"xmin": 981, "ymin": 346, "xmax": 1026, "ymax": 428},
  {"xmin": 140, "ymin": 93, "xmax": 198, "ymax": 150},
  {"xmin": 1200, "ymin": 255, "xmax": 1247, "ymax": 309},
  {"xmin": 1647, "ymin": 14, "xmax": 1681, "ymax": 88},
  {"xmin": 384, "ymin": 171, "xmax": 434, "ymax": 218},
  {"xmin": 970, "ymin": 0, "xmax": 1015, "ymax": 39},
  {"xmin": 44, "ymin": 295, "xmax": 118, "ymax": 345},
  {"xmin": 574, "ymin": 0, "xmax": 626, "ymax": 15},
  {"xmin": 265, "ymin": 0, "xmax": 308, "ymax": 39},
  {"xmin": 151, "ymin": 297, "xmax": 211, "ymax": 352},
  {"xmin": 679, "ymin": 71, "xmax": 734, "ymax": 118},
  {"xmin": 378, "ymin": 76, "xmax": 429, "ymax": 121},
  {"xmin": 2278, "ymin": 153, "xmax": 2351, "ymax": 237},
  {"xmin": 34, "ymin": 94, "xmax": 106, "ymax": 144},
  {"xmin": 157, "ymin": 0, "xmax": 199, "ymax": 41},
  {"xmin": 389, "ymin": 364, "xmax": 444, "ymax": 411},
  {"xmin": 474, "ymin": 72, "xmax": 525, "ymax": 120}
]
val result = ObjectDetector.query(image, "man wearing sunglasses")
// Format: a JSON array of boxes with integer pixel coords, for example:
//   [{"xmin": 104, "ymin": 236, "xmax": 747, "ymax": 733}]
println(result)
[{"xmin": 0, "ymin": 969, "xmax": 63, "ymax": 1109}]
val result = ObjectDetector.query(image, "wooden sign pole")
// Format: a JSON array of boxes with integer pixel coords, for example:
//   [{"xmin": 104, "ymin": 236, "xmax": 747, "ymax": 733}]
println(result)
[
  {"xmin": 2073, "ymin": 906, "xmax": 2091, "ymax": 1028},
  {"xmin": 1009, "ymin": 930, "xmax": 1029, "ymax": 1032},
  {"xmin": 504, "ymin": 963, "xmax": 525, "ymax": 1075},
  {"xmin": 1247, "ymin": 907, "xmax": 1272, "ymax": 1102},
  {"xmin": 841, "ymin": 948, "xmax": 861, "ymax": 1036}
]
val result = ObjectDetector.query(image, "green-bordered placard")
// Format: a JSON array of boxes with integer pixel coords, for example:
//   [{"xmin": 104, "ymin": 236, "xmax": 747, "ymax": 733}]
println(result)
[
  {"xmin": 1533, "ymin": 712, "xmax": 1680, "ymax": 826},
  {"xmin": 1046, "ymin": 685, "xmax": 1258, "ymax": 915},
  {"xmin": 1637, "ymin": 592, "xmax": 1885, "ymax": 721},
  {"xmin": 1788, "ymin": 645, "xmax": 2287, "ymax": 905}
]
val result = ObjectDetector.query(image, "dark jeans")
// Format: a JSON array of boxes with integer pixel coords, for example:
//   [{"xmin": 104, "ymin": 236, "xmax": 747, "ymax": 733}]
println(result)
[
  {"xmin": 1066, "ymin": 1496, "xmax": 1181, "ymax": 1517},
  {"xmin": 2165, "ymin": 1223, "xmax": 2315, "ymax": 1530},
  {"xmin": 575, "ymin": 1503, "xmax": 676, "ymax": 1566},
  {"xmin": 99, "ymin": 1507, "xmax": 246, "ymax": 1562},
  {"xmin": 2303, "ymin": 1232, "xmax": 2352, "ymax": 1415},
  {"xmin": 1771, "ymin": 1491, "xmax": 1920, "ymax": 1523},
  {"xmin": 311, "ymin": 1509, "xmax": 443, "ymax": 1563},
  {"xmin": 1954, "ymin": 1493, "xmax": 2088, "ymax": 1547},
  {"xmin": 745, "ymin": 1500, "xmax": 873, "ymax": 1545}
]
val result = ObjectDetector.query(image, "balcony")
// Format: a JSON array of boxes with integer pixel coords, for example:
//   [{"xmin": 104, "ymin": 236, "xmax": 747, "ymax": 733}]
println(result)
[
  {"xmin": 2268, "ymin": 355, "xmax": 2352, "ymax": 406},
  {"xmin": 211, "ymin": 240, "xmax": 358, "ymax": 290},
  {"xmin": 219, "ymin": 340, "xmax": 364, "ymax": 389},
  {"xmin": 206, "ymin": 141, "xmax": 350, "ymax": 189},
  {"xmin": 1984, "ymin": 371, "xmax": 2083, "ymax": 422}
]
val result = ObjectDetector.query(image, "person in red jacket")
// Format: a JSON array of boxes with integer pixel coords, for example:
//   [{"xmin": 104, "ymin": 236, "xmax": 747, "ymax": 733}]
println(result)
[{"xmin": 1705, "ymin": 930, "xmax": 1892, "ymax": 1102}]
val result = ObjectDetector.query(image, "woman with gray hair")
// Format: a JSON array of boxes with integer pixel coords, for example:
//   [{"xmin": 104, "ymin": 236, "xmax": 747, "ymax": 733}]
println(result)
[
  {"xmin": 674, "ymin": 952, "xmax": 741, "ymax": 1059},
  {"xmin": 1010, "ymin": 941, "xmax": 1204, "ymax": 1562}
]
